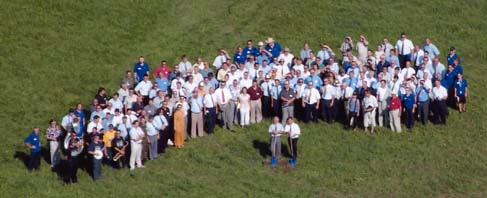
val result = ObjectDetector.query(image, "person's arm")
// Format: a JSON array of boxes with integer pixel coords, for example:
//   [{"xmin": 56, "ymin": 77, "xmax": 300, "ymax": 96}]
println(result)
[
  {"xmin": 315, "ymin": 93, "xmax": 320, "ymax": 109},
  {"xmin": 465, "ymin": 87, "xmax": 468, "ymax": 98}
]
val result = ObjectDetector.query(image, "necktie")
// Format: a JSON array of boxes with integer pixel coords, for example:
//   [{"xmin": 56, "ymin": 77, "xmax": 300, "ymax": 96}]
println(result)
[
  {"xmin": 401, "ymin": 41, "xmax": 405, "ymax": 55},
  {"xmin": 222, "ymin": 90, "xmax": 225, "ymax": 103},
  {"xmin": 267, "ymin": 83, "xmax": 270, "ymax": 96},
  {"xmin": 308, "ymin": 90, "xmax": 312, "ymax": 103},
  {"xmin": 383, "ymin": 44, "xmax": 386, "ymax": 53}
]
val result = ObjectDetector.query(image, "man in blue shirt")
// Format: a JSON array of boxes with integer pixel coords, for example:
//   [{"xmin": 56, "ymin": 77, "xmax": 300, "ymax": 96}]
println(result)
[
  {"xmin": 233, "ymin": 47, "xmax": 246, "ymax": 65},
  {"xmin": 74, "ymin": 103, "xmax": 86, "ymax": 133},
  {"xmin": 415, "ymin": 80, "xmax": 430, "ymax": 125},
  {"xmin": 155, "ymin": 73, "xmax": 169, "ymax": 93},
  {"xmin": 207, "ymin": 73, "xmax": 219, "ymax": 89},
  {"xmin": 446, "ymin": 47, "xmax": 460, "ymax": 66},
  {"xmin": 133, "ymin": 56, "xmax": 150, "ymax": 82},
  {"xmin": 243, "ymin": 40, "xmax": 258, "ymax": 58},
  {"xmin": 402, "ymin": 88, "xmax": 416, "ymax": 129},
  {"xmin": 342, "ymin": 71, "xmax": 358, "ymax": 89},
  {"xmin": 265, "ymin": 37, "xmax": 282, "ymax": 59},
  {"xmin": 454, "ymin": 73, "xmax": 468, "ymax": 113},
  {"xmin": 189, "ymin": 89, "xmax": 204, "ymax": 138},
  {"xmin": 88, "ymin": 135, "xmax": 105, "ymax": 181},
  {"xmin": 304, "ymin": 69, "xmax": 322, "ymax": 89},
  {"xmin": 422, "ymin": 37, "xmax": 440, "ymax": 59},
  {"xmin": 24, "ymin": 127, "xmax": 41, "ymax": 170}
]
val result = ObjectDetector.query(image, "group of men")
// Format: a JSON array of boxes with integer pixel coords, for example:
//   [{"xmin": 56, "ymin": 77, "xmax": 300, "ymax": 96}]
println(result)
[{"xmin": 24, "ymin": 33, "xmax": 468, "ymax": 181}]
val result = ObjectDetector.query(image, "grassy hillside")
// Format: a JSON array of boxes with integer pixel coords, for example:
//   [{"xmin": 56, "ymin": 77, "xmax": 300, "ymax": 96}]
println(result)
[{"xmin": 1, "ymin": 0, "xmax": 487, "ymax": 197}]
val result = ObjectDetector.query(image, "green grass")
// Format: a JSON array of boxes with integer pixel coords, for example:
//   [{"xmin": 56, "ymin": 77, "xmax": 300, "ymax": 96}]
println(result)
[{"xmin": 1, "ymin": 0, "xmax": 487, "ymax": 197}]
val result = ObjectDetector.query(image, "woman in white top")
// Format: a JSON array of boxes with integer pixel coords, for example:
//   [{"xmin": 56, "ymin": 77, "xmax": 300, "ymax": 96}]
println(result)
[
  {"xmin": 283, "ymin": 117, "xmax": 300, "ymax": 166},
  {"xmin": 238, "ymin": 87, "xmax": 251, "ymax": 127}
]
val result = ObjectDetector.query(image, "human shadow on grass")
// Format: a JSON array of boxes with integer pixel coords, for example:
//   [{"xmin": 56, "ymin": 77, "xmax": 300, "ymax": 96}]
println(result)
[
  {"xmin": 252, "ymin": 139, "xmax": 291, "ymax": 158},
  {"xmin": 13, "ymin": 146, "xmax": 50, "ymax": 169}
]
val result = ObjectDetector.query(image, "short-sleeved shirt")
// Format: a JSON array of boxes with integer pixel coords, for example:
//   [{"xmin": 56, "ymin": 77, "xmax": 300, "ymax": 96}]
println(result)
[
  {"xmin": 268, "ymin": 123, "xmax": 283, "ymax": 137},
  {"xmin": 88, "ymin": 142, "xmax": 104, "ymax": 156},
  {"xmin": 455, "ymin": 79, "xmax": 468, "ymax": 96},
  {"xmin": 280, "ymin": 88, "xmax": 295, "ymax": 107},
  {"xmin": 24, "ymin": 132, "xmax": 41, "ymax": 153},
  {"xmin": 134, "ymin": 62, "xmax": 150, "ymax": 82}
]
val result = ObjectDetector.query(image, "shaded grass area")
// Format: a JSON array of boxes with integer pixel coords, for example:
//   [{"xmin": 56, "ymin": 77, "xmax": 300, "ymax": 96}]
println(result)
[{"xmin": 1, "ymin": 0, "xmax": 487, "ymax": 197}]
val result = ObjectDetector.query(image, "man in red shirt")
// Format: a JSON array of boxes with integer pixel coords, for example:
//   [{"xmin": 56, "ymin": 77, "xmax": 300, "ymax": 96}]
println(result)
[
  {"xmin": 247, "ymin": 80, "xmax": 263, "ymax": 123},
  {"xmin": 152, "ymin": 60, "xmax": 172, "ymax": 79},
  {"xmin": 388, "ymin": 92, "xmax": 402, "ymax": 133}
]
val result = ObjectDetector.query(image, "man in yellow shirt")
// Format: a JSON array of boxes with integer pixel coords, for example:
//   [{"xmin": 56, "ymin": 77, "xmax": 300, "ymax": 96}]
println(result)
[{"xmin": 103, "ymin": 124, "xmax": 116, "ymax": 167}]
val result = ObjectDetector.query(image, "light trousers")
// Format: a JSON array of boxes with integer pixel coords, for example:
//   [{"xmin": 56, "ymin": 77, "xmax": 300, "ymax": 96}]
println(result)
[
  {"xmin": 240, "ymin": 108, "xmax": 250, "ymax": 126},
  {"xmin": 49, "ymin": 141, "xmax": 60, "ymax": 167},
  {"xmin": 191, "ymin": 112, "xmax": 204, "ymax": 138},
  {"xmin": 282, "ymin": 106, "xmax": 294, "ymax": 124},
  {"xmin": 250, "ymin": 100, "xmax": 262, "ymax": 123},
  {"xmin": 130, "ymin": 142, "xmax": 142, "ymax": 169},
  {"xmin": 363, "ymin": 110, "xmax": 376, "ymax": 128},
  {"xmin": 389, "ymin": 109, "xmax": 402, "ymax": 133}
]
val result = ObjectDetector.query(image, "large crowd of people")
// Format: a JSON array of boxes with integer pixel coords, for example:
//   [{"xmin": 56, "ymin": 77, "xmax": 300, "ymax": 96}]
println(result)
[{"xmin": 24, "ymin": 33, "xmax": 468, "ymax": 183}]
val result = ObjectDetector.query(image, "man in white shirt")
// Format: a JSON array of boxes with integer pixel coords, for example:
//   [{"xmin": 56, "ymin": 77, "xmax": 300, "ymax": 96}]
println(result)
[
  {"xmin": 320, "ymin": 78, "xmax": 335, "ymax": 123},
  {"xmin": 203, "ymin": 87, "xmax": 218, "ymax": 134},
  {"xmin": 178, "ymin": 54, "xmax": 193, "ymax": 77},
  {"xmin": 215, "ymin": 81, "xmax": 234, "ymax": 131},
  {"xmin": 87, "ymin": 115, "xmax": 103, "ymax": 134},
  {"xmin": 293, "ymin": 79, "xmax": 306, "ymax": 121},
  {"xmin": 129, "ymin": 120, "xmax": 145, "ymax": 170},
  {"xmin": 302, "ymin": 81, "xmax": 320, "ymax": 123},
  {"xmin": 117, "ymin": 83, "xmax": 130, "ymax": 104},
  {"xmin": 432, "ymin": 80, "xmax": 448, "ymax": 125},
  {"xmin": 395, "ymin": 32, "xmax": 414, "ymax": 68},
  {"xmin": 412, "ymin": 45, "xmax": 424, "ymax": 68},
  {"xmin": 134, "ymin": 74, "xmax": 152, "ymax": 105},
  {"xmin": 376, "ymin": 80, "xmax": 390, "ymax": 127},
  {"xmin": 268, "ymin": 116, "xmax": 283, "ymax": 166},
  {"xmin": 381, "ymin": 37, "xmax": 394, "ymax": 57},
  {"xmin": 362, "ymin": 89, "xmax": 378, "ymax": 133},
  {"xmin": 109, "ymin": 93, "xmax": 124, "ymax": 112},
  {"xmin": 400, "ymin": 61, "xmax": 416, "ymax": 80},
  {"xmin": 278, "ymin": 47, "xmax": 294, "ymax": 68},
  {"xmin": 283, "ymin": 117, "xmax": 300, "ymax": 167},
  {"xmin": 153, "ymin": 109, "xmax": 169, "ymax": 154},
  {"xmin": 240, "ymin": 71, "xmax": 253, "ymax": 88},
  {"xmin": 212, "ymin": 48, "xmax": 230, "ymax": 69},
  {"xmin": 356, "ymin": 35, "xmax": 369, "ymax": 64}
]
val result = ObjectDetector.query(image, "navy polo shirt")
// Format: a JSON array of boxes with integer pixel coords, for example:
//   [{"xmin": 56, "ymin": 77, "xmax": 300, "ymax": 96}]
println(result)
[
  {"xmin": 24, "ymin": 132, "xmax": 41, "ymax": 153},
  {"xmin": 233, "ymin": 52, "xmax": 246, "ymax": 65},
  {"xmin": 455, "ymin": 79, "xmax": 468, "ymax": 96},
  {"xmin": 402, "ymin": 93, "xmax": 416, "ymax": 109},
  {"xmin": 243, "ymin": 47, "xmax": 257, "ymax": 57},
  {"xmin": 265, "ymin": 42, "xmax": 282, "ymax": 59},
  {"xmin": 133, "ymin": 62, "xmax": 150, "ymax": 82},
  {"xmin": 447, "ymin": 53, "xmax": 459, "ymax": 65}
]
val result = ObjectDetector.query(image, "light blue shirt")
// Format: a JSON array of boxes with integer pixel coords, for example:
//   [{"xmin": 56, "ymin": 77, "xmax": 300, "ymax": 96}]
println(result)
[
  {"xmin": 261, "ymin": 81, "xmax": 272, "ymax": 96},
  {"xmin": 416, "ymin": 86, "xmax": 430, "ymax": 102},
  {"xmin": 305, "ymin": 75, "xmax": 323, "ymax": 89},
  {"xmin": 190, "ymin": 96, "xmax": 203, "ymax": 113},
  {"xmin": 146, "ymin": 122, "xmax": 159, "ymax": 136},
  {"xmin": 423, "ymin": 44, "xmax": 440, "ymax": 59},
  {"xmin": 271, "ymin": 84, "xmax": 282, "ymax": 100}
]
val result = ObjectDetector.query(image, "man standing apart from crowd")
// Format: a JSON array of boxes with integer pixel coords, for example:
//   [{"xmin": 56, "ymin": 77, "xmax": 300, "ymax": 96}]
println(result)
[
  {"xmin": 268, "ymin": 116, "xmax": 283, "ymax": 167},
  {"xmin": 283, "ymin": 117, "xmax": 300, "ymax": 167},
  {"xmin": 133, "ymin": 56, "xmax": 150, "ymax": 83},
  {"xmin": 24, "ymin": 127, "xmax": 41, "ymax": 171}
]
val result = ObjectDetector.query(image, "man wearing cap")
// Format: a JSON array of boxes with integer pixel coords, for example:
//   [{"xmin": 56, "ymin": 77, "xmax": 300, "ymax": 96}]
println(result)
[
  {"xmin": 278, "ymin": 47, "xmax": 294, "ymax": 68},
  {"xmin": 247, "ymin": 80, "xmax": 263, "ymax": 123},
  {"xmin": 447, "ymin": 47, "xmax": 460, "ymax": 66},
  {"xmin": 213, "ymin": 48, "xmax": 230, "ymax": 69},
  {"xmin": 215, "ymin": 81, "xmax": 234, "ymax": 131},
  {"xmin": 302, "ymin": 81, "xmax": 321, "ymax": 123},
  {"xmin": 24, "ymin": 127, "xmax": 41, "ymax": 170},
  {"xmin": 265, "ymin": 37, "xmax": 282, "ymax": 59}
]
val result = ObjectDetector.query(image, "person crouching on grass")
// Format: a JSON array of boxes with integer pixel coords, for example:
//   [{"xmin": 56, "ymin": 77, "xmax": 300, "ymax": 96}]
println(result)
[{"xmin": 283, "ymin": 117, "xmax": 300, "ymax": 167}]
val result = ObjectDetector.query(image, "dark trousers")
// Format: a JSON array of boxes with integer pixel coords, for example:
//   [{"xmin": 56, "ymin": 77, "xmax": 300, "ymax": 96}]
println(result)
[
  {"xmin": 272, "ymin": 99, "xmax": 281, "ymax": 118},
  {"xmin": 433, "ymin": 100, "xmax": 448, "ymax": 124},
  {"xmin": 305, "ymin": 103, "xmax": 318, "ymax": 123},
  {"xmin": 405, "ymin": 108, "xmax": 415, "ymax": 129},
  {"xmin": 320, "ymin": 99, "xmax": 333, "ymax": 123},
  {"xmin": 294, "ymin": 98, "xmax": 303, "ymax": 121},
  {"xmin": 417, "ymin": 101, "xmax": 429, "ymax": 125},
  {"xmin": 93, "ymin": 158, "xmax": 102, "ymax": 180},
  {"xmin": 287, "ymin": 137, "xmax": 298, "ymax": 159},
  {"xmin": 262, "ymin": 96, "xmax": 271, "ymax": 118},
  {"xmin": 65, "ymin": 157, "xmax": 78, "ymax": 183},
  {"xmin": 348, "ymin": 111, "xmax": 359, "ymax": 129},
  {"xmin": 142, "ymin": 96, "xmax": 149, "ymax": 106},
  {"xmin": 158, "ymin": 128, "xmax": 169, "ymax": 154},
  {"xmin": 205, "ymin": 107, "xmax": 217, "ymax": 134},
  {"xmin": 28, "ymin": 151, "xmax": 41, "ymax": 170},
  {"xmin": 398, "ymin": 54, "xmax": 411, "ymax": 68}
]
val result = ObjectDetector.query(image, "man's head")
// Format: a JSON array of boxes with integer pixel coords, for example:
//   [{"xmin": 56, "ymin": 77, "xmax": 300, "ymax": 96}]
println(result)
[{"xmin": 272, "ymin": 116, "xmax": 280, "ymax": 123}]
